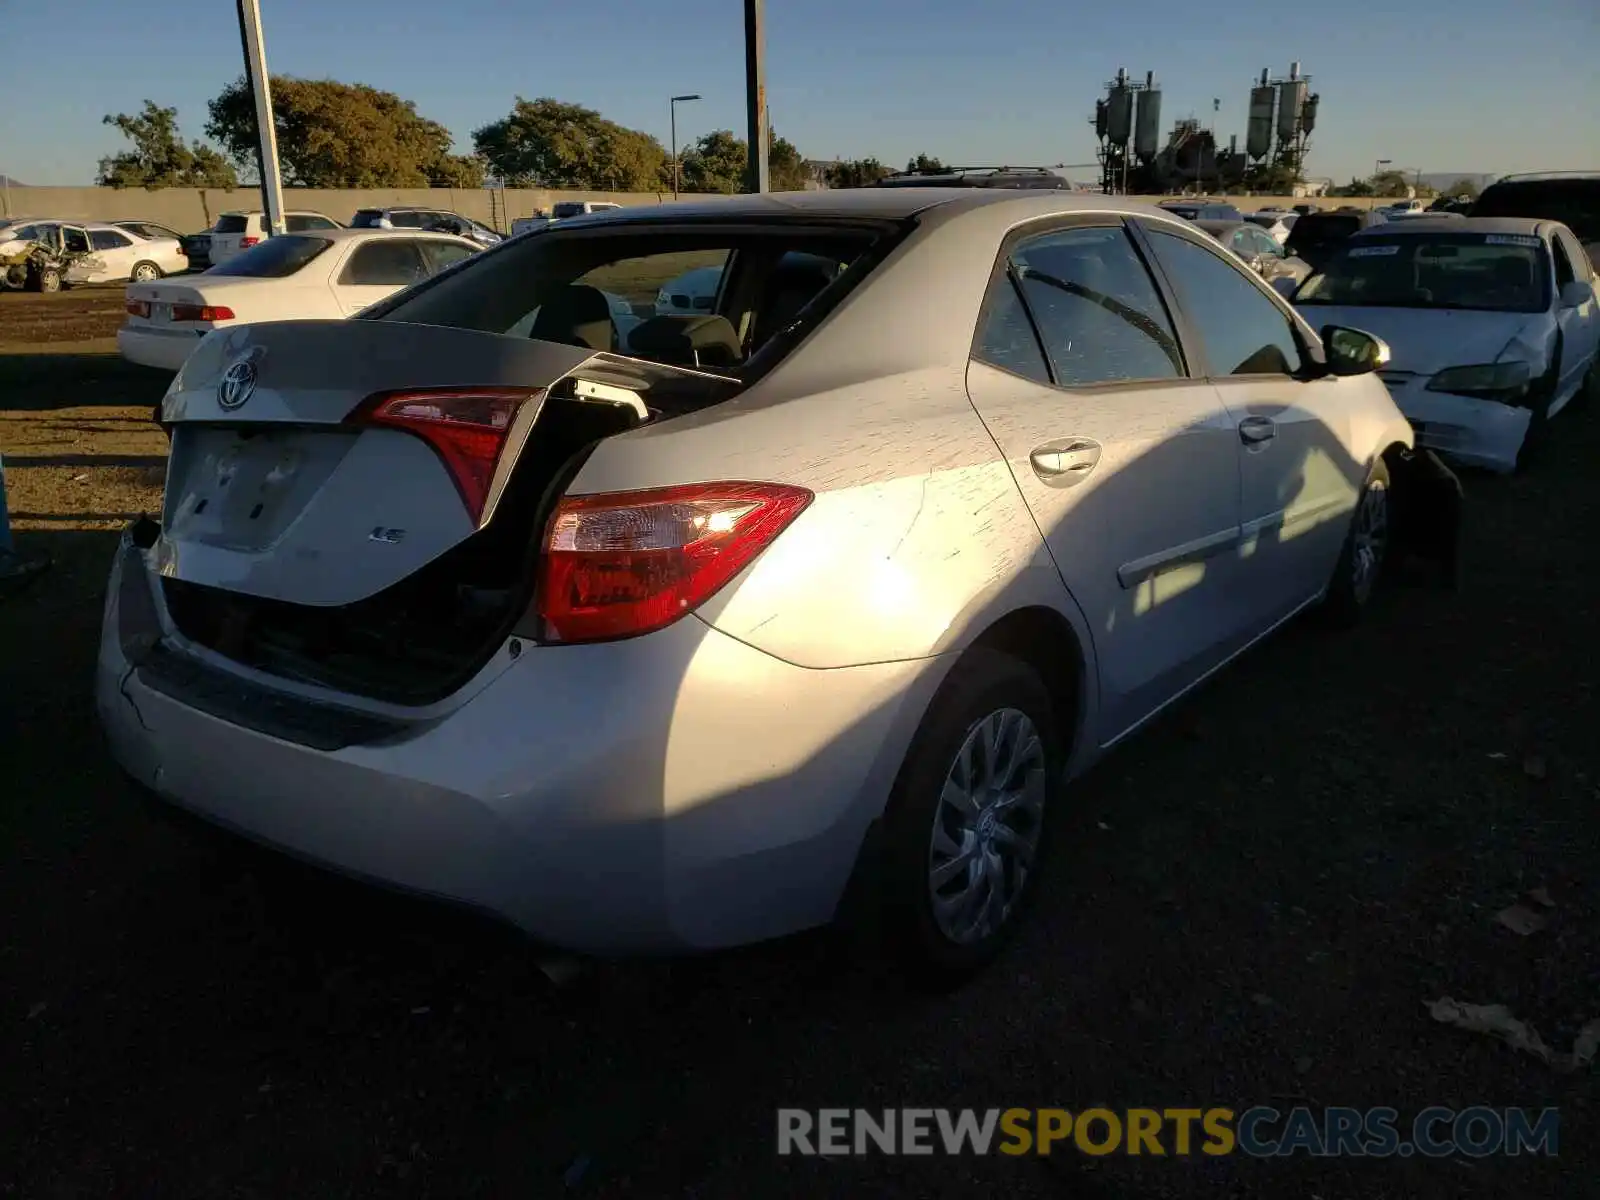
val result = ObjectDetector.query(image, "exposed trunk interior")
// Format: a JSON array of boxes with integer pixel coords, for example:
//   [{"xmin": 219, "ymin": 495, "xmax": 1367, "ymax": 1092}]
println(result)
[{"xmin": 162, "ymin": 390, "xmax": 672, "ymax": 706}]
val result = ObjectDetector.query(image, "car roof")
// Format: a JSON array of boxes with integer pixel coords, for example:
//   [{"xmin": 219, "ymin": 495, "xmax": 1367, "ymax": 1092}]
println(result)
[
  {"xmin": 1487, "ymin": 171, "xmax": 1600, "ymax": 185},
  {"xmin": 218, "ymin": 209, "xmax": 336, "ymax": 218},
  {"xmin": 1350, "ymin": 216, "xmax": 1549, "ymax": 238},
  {"xmin": 572, "ymin": 190, "xmax": 1225, "ymax": 241},
  {"xmin": 278, "ymin": 227, "xmax": 475, "ymax": 244}
]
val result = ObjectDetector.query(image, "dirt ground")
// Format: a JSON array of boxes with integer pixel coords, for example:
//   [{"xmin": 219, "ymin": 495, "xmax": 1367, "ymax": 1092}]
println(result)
[{"xmin": 2, "ymin": 291, "xmax": 1598, "ymax": 1197}]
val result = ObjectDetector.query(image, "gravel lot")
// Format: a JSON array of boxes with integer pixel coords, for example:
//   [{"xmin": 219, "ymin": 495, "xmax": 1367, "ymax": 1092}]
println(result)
[{"xmin": 2, "ymin": 288, "xmax": 1597, "ymax": 1197}]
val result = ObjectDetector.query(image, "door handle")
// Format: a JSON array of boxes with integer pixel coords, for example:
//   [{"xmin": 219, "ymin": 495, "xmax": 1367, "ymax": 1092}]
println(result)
[
  {"xmin": 1030, "ymin": 439, "xmax": 1102, "ymax": 483},
  {"xmin": 1238, "ymin": 416, "xmax": 1277, "ymax": 445}
]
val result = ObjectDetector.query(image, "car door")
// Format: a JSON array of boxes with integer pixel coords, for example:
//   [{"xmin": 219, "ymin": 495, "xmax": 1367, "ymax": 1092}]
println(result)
[
  {"xmin": 88, "ymin": 228, "xmax": 138, "ymax": 280},
  {"xmin": 58, "ymin": 225, "xmax": 99, "ymax": 281},
  {"xmin": 964, "ymin": 220, "xmax": 1248, "ymax": 740},
  {"xmin": 1139, "ymin": 221, "xmax": 1362, "ymax": 629},
  {"xmin": 333, "ymin": 238, "xmax": 429, "ymax": 314},
  {"xmin": 1551, "ymin": 229, "xmax": 1600, "ymax": 404}
]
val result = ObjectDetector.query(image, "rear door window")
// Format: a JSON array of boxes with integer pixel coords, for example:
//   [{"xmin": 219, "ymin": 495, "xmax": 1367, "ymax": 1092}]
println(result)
[
  {"xmin": 386, "ymin": 211, "xmax": 425, "ymax": 229},
  {"xmin": 1010, "ymin": 225, "xmax": 1185, "ymax": 385},
  {"xmin": 974, "ymin": 274, "xmax": 1051, "ymax": 383},
  {"xmin": 341, "ymin": 239, "xmax": 428, "ymax": 286},
  {"xmin": 418, "ymin": 239, "xmax": 476, "ymax": 274},
  {"xmin": 90, "ymin": 229, "xmax": 132, "ymax": 250}
]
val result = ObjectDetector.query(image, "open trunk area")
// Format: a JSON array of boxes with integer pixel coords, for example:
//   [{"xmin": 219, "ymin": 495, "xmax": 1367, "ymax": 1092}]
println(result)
[{"xmin": 159, "ymin": 393, "xmax": 642, "ymax": 706}]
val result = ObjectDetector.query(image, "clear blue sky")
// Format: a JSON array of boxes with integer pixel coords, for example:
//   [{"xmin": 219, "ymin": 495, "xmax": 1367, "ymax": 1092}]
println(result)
[{"xmin": 0, "ymin": 0, "xmax": 1595, "ymax": 186}]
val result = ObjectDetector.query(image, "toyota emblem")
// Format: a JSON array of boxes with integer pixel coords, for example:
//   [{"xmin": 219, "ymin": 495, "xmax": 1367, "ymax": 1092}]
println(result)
[{"xmin": 218, "ymin": 359, "xmax": 258, "ymax": 411}]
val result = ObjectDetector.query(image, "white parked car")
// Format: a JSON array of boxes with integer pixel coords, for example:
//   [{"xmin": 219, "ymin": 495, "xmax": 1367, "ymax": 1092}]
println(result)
[
  {"xmin": 208, "ymin": 210, "xmax": 343, "ymax": 266},
  {"xmin": 1244, "ymin": 211, "xmax": 1298, "ymax": 246},
  {"xmin": 118, "ymin": 229, "xmax": 479, "ymax": 371},
  {"xmin": 112, "ymin": 220, "xmax": 187, "ymax": 245},
  {"xmin": 0, "ymin": 220, "xmax": 186, "ymax": 283},
  {"xmin": 654, "ymin": 264, "xmax": 725, "ymax": 315},
  {"xmin": 98, "ymin": 189, "xmax": 1460, "ymax": 980},
  {"xmin": 1293, "ymin": 217, "xmax": 1600, "ymax": 471}
]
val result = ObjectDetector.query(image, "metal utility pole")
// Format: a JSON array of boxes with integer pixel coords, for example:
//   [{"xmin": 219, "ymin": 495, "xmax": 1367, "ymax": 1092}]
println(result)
[
  {"xmin": 743, "ymin": 0, "xmax": 769, "ymax": 193},
  {"xmin": 670, "ymin": 94, "xmax": 701, "ymax": 200},
  {"xmin": 235, "ymin": 0, "xmax": 286, "ymax": 237}
]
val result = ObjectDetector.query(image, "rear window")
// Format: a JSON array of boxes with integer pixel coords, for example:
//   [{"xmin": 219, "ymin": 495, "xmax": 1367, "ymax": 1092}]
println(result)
[
  {"xmin": 1288, "ymin": 214, "xmax": 1362, "ymax": 246},
  {"xmin": 350, "ymin": 210, "xmax": 385, "ymax": 228},
  {"xmin": 214, "ymin": 214, "xmax": 249, "ymax": 234},
  {"xmin": 1473, "ymin": 180, "xmax": 1600, "ymax": 243},
  {"xmin": 551, "ymin": 203, "xmax": 587, "ymax": 219},
  {"xmin": 368, "ymin": 221, "xmax": 906, "ymax": 375},
  {"xmin": 207, "ymin": 234, "xmax": 332, "ymax": 278}
]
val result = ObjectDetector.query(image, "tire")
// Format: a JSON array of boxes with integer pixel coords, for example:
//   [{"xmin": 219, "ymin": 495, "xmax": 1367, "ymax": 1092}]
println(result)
[
  {"xmin": 878, "ymin": 649, "xmax": 1064, "ymax": 987},
  {"xmin": 1321, "ymin": 456, "xmax": 1391, "ymax": 627},
  {"xmin": 33, "ymin": 267, "xmax": 61, "ymax": 293},
  {"xmin": 130, "ymin": 261, "xmax": 162, "ymax": 283}
]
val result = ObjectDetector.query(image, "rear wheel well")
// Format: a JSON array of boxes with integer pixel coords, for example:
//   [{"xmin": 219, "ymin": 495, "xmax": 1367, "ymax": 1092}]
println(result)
[{"xmin": 962, "ymin": 606, "xmax": 1084, "ymax": 753}]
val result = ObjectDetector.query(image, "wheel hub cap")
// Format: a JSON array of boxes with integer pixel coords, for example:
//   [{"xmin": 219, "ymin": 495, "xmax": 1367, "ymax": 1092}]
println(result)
[{"xmin": 927, "ymin": 707, "xmax": 1047, "ymax": 945}]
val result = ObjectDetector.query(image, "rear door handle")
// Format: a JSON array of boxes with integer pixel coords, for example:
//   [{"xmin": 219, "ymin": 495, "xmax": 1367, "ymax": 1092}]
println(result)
[
  {"xmin": 1238, "ymin": 416, "xmax": 1277, "ymax": 445},
  {"xmin": 1030, "ymin": 439, "xmax": 1102, "ymax": 484}
]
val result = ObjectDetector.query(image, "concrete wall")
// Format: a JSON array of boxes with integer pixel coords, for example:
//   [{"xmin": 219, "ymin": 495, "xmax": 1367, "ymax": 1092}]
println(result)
[
  {"xmin": 0, "ymin": 186, "xmax": 692, "ymax": 232},
  {"xmin": 0, "ymin": 186, "xmax": 1393, "ymax": 233}
]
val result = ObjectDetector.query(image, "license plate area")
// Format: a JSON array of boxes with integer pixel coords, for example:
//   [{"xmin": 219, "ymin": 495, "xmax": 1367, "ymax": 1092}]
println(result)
[{"xmin": 164, "ymin": 426, "xmax": 359, "ymax": 551}]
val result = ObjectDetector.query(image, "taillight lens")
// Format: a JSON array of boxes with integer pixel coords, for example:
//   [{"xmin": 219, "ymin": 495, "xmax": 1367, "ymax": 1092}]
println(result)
[
  {"xmin": 126, "ymin": 299, "xmax": 150, "ymax": 318},
  {"xmin": 239, "ymin": 236, "xmax": 261, "ymax": 248},
  {"xmin": 170, "ymin": 304, "xmax": 235, "ymax": 322},
  {"xmin": 352, "ymin": 388, "xmax": 539, "ymax": 524},
  {"xmin": 536, "ymin": 482, "xmax": 813, "ymax": 643}
]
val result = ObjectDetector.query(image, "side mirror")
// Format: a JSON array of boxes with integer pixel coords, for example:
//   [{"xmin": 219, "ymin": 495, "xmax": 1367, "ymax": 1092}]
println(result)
[
  {"xmin": 1272, "ymin": 275, "xmax": 1299, "ymax": 299},
  {"xmin": 1559, "ymin": 279, "xmax": 1595, "ymax": 309},
  {"xmin": 1321, "ymin": 325, "xmax": 1390, "ymax": 376}
]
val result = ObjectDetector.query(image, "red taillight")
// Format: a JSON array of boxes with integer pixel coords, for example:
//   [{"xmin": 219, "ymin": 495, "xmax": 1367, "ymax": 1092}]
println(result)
[
  {"xmin": 169, "ymin": 304, "xmax": 234, "ymax": 322},
  {"xmin": 535, "ymin": 482, "xmax": 813, "ymax": 643},
  {"xmin": 239, "ymin": 236, "xmax": 261, "ymax": 249},
  {"xmin": 353, "ymin": 388, "xmax": 539, "ymax": 524},
  {"xmin": 126, "ymin": 299, "xmax": 150, "ymax": 318}
]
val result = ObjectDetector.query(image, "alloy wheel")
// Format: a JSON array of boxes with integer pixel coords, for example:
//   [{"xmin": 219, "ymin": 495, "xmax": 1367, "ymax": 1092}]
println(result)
[
  {"xmin": 1350, "ymin": 481, "xmax": 1389, "ymax": 602},
  {"xmin": 927, "ymin": 707, "xmax": 1048, "ymax": 945}
]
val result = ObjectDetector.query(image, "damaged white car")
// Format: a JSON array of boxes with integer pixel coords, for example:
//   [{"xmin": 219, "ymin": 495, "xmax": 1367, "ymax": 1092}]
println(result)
[{"xmin": 1293, "ymin": 218, "xmax": 1600, "ymax": 472}]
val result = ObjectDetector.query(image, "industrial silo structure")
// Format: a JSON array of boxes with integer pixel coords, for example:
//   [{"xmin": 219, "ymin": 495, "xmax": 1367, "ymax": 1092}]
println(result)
[
  {"xmin": 1246, "ymin": 68, "xmax": 1276, "ymax": 161},
  {"xmin": 1106, "ymin": 68, "xmax": 1134, "ymax": 145},
  {"xmin": 1276, "ymin": 62, "xmax": 1308, "ymax": 144},
  {"xmin": 1134, "ymin": 71, "xmax": 1163, "ymax": 162}
]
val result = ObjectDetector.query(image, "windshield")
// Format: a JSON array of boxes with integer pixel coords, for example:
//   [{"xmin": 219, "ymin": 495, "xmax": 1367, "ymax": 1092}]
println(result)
[
  {"xmin": 1473, "ymin": 180, "xmax": 1599, "ymax": 243},
  {"xmin": 368, "ymin": 220, "xmax": 906, "ymax": 375},
  {"xmin": 350, "ymin": 210, "xmax": 385, "ymax": 228},
  {"xmin": 1294, "ymin": 233, "xmax": 1550, "ymax": 313},
  {"xmin": 206, "ymin": 234, "xmax": 333, "ymax": 278}
]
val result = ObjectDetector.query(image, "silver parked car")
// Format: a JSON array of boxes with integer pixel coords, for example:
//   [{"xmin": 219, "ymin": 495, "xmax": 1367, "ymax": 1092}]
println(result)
[
  {"xmin": 97, "ymin": 191, "xmax": 1456, "ymax": 981},
  {"xmin": 1198, "ymin": 219, "xmax": 1313, "ymax": 288}
]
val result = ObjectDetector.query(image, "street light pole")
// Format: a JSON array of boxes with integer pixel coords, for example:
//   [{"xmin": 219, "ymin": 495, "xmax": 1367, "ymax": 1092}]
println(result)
[
  {"xmin": 743, "ymin": 0, "xmax": 769, "ymax": 193},
  {"xmin": 234, "ymin": 0, "xmax": 285, "ymax": 237},
  {"xmin": 670, "ymin": 94, "xmax": 701, "ymax": 201}
]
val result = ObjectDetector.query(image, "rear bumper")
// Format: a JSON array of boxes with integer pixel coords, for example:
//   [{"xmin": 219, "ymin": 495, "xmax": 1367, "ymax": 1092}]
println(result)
[
  {"xmin": 97, "ymin": 538, "xmax": 944, "ymax": 954},
  {"xmin": 118, "ymin": 325, "xmax": 203, "ymax": 372}
]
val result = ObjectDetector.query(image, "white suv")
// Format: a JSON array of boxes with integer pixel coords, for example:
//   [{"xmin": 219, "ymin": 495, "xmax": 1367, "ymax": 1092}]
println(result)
[{"xmin": 208, "ymin": 211, "xmax": 343, "ymax": 266}]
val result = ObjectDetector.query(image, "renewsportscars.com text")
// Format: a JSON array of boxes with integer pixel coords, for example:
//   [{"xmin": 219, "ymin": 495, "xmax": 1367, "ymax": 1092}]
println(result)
[{"xmin": 777, "ymin": 1106, "xmax": 1559, "ymax": 1158}]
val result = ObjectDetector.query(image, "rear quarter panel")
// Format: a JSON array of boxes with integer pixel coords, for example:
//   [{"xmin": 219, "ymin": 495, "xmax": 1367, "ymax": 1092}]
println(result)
[{"xmin": 567, "ymin": 206, "xmax": 1096, "ymax": 677}]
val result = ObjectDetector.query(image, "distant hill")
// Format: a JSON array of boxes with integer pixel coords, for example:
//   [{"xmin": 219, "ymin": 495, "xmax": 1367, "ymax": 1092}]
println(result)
[{"xmin": 0, "ymin": 174, "xmax": 27, "ymax": 188}]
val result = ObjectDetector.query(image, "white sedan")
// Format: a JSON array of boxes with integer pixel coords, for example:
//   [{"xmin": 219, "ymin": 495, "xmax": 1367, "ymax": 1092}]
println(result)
[
  {"xmin": 1293, "ymin": 216, "xmax": 1600, "ymax": 471},
  {"xmin": 81, "ymin": 222, "xmax": 189, "ymax": 282},
  {"xmin": 118, "ymin": 229, "xmax": 479, "ymax": 371}
]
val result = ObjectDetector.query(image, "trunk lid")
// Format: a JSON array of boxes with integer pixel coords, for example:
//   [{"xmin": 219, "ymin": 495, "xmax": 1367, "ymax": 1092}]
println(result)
[{"xmin": 152, "ymin": 320, "xmax": 728, "ymax": 609}]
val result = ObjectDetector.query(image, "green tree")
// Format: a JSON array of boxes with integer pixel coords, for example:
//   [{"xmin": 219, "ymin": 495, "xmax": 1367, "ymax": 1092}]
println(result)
[
  {"xmin": 97, "ymin": 101, "xmax": 238, "ymax": 189},
  {"xmin": 206, "ymin": 77, "xmax": 481, "ymax": 187},
  {"xmin": 680, "ymin": 130, "xmax": 748, "ymax": 194},
  {"xmin": 768, "ymin": 130, "xmax": 810, "ymax": 191},
  {"xmin": 1369, "ymin": 170, "xmax": 1412, "ymax": 198},
  {"xmin": 473, "ymin": 98, "xmax": 665, "ymax": 191},
  {"xmin": 824, "ymin": 158, "xmax": 892, "ymax": 189},
  {"xmin": 905, "ymin": 153, "xmax": 946, "ymax": 174}
]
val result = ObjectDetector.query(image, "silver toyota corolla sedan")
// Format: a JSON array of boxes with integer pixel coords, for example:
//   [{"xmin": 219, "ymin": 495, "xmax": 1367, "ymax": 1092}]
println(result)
[{"xmin": 97, "ymin": 189, "xmax": 1457, "ymax": 982}]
